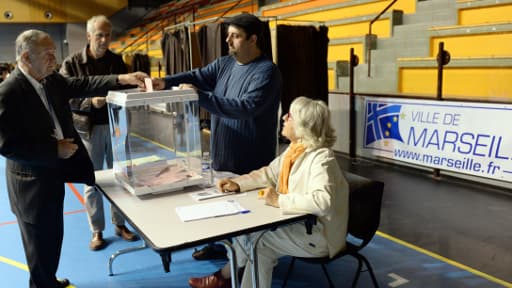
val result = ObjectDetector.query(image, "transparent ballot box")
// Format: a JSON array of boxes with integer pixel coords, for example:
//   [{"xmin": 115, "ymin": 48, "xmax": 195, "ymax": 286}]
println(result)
[{"xmin": 106, "ymin": 89, "xmax": 203, "ymax": 196}]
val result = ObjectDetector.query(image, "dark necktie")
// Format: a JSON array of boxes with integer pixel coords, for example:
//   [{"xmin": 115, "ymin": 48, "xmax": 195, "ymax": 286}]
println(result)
[{"xmin": 40, "ymin": 79, "xmax": 63, "ymax": 139}]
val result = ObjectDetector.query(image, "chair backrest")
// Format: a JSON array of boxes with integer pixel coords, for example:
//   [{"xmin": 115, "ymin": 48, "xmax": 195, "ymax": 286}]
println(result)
[{"xmin": 343, "ymin": 172, "xmax": 384, "ymax": 249}]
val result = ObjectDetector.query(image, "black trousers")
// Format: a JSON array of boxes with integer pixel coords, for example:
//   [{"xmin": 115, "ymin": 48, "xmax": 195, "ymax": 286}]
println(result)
[{"xmin": 17, "ymin": 205, "xmax": 64, "ymax": 288}]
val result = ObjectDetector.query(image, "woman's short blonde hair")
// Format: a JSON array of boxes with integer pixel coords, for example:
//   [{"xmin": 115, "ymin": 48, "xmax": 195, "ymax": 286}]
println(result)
[{"xmin": 289, "ymin": 96, "xmax": 336, "ymax": 149}]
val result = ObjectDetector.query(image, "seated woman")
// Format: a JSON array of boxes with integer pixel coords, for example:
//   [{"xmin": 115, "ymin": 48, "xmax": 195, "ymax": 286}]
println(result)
[{"xmin": 189, "ymin": 96, "xmax": 349, "ymax": 288}]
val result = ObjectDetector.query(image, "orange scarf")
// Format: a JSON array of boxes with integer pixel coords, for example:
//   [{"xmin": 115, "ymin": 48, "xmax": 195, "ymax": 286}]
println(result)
[{"xmin": 278, "ymin": 143, "xmax": 306, "ymax": 194}]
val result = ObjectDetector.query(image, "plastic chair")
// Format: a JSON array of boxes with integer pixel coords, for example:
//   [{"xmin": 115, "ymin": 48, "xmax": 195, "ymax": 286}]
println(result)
[{"xmin": 281, "ymin": 172, "xmax": 384, "ymax": 288}]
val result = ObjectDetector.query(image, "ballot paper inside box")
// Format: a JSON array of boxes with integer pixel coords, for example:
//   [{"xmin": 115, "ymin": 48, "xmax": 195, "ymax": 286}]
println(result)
[{"xmin": 106, "ymin": 88, "xmax": 203, "ymax": 196}]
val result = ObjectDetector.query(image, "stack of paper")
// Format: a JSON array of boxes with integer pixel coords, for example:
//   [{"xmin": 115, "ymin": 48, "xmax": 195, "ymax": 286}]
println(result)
[{"xmin": 175, "ymin": 200, "xmax": 248, "ymax": 222}]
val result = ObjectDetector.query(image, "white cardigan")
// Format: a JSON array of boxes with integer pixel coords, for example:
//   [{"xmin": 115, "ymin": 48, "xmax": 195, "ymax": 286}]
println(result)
[{"xmin": 233, "ymin": 146, "xmax": 349, "ymax": 257}]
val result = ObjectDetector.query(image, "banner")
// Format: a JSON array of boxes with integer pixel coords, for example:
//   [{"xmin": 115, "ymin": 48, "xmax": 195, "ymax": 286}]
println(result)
[{"xmin": 363, "ymin": 97, "xmax": 512, "ymax": 182}]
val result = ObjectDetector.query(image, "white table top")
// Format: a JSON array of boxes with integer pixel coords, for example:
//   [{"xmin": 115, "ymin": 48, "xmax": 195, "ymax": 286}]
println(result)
[{"xmin": 95, "ymin": 169, "xmax": 309, "ymax": 251}]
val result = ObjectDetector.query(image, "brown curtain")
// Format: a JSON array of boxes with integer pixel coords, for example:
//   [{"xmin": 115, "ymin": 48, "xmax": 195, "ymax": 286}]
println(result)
[
  {"xmin": 198, "ymin": 22, "xmax": 229, "ymax": 67},
  {"xmin": 259, "ymin": 20, "xmax": 273, "ymax": 62},
  {"xmin": 131, "ymin": 53, "xmax": 150, "ymax": 75},
  {"xmin": 161, "ymin": 27, "xmax": 195, "ymax": 75},
  {"xmin": 276, "ymin": 25, "xmax": 329, "ymax": 115}
]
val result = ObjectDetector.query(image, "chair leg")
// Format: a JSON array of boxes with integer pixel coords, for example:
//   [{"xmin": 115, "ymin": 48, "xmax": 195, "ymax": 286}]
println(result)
[
  {"xmin": 281, "ymin": 257, "xmax": 296, "ymax": 288},
  {"xmin": 360, "ymin": 254, "xmax": 379, "ymax": 288},
  {"xmin": 320, "ymin": 264, "xmax": 335, "ymax": 288},
  {"xmin": 351, "ymin": 255, "xmax": 364, "ymax": 288},
  {"xmin": 351, "ymin": 253, "xmax": 379, "ymax": 288}
]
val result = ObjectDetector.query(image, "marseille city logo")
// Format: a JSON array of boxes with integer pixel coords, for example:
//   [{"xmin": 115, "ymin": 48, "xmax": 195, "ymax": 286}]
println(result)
[{"xmin": 365, "ymin": 102, "xmax": 404, "ymax": 146}]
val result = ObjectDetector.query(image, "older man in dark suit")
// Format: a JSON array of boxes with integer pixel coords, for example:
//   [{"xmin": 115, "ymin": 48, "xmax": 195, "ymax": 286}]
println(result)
[{"xmin": 0, "ymin": 29, "xmax": 146, "ymax": 288}]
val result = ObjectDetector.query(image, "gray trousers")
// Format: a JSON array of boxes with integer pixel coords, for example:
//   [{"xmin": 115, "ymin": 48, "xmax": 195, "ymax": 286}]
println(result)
[
  {"xmin": 233, "ymin": 222, "xmax": 329, "ymax": 288},
  {"xmin": 82, "ymin": 124, "xmax": 124, "ymax": 232}
]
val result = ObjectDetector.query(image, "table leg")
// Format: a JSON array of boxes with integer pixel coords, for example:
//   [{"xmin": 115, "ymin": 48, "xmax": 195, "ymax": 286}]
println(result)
[
  {"xmin": 159, "ymin": 251, "xmax": 172, "ymax": 272},
  {"xmin": 108, "ymin": 241, "xmax": 148, "ymax": 276},
  {"xmin": 249, "ymin": 230, "xmax": 269, "ymax": 288},
  {"xmin": 219, "ymin": 240, "xmax": 239, "ymax": 288}
]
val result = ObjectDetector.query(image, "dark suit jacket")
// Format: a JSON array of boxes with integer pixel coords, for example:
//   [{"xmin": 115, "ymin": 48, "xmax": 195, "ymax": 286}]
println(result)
[{"xmin": 0, "ymin": 67, "xmax": 119, "ymax": 223}]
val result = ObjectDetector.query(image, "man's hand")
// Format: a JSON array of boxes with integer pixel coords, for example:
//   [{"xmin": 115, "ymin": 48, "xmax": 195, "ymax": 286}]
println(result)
[
  {"xmin": 258, "ymin": 186, "xmax": 280, "ymax": 208},
  {"xmin": 149, "ymin": 78, "xmax": 197, "ymax": 92},
  {"xmin": 217, "ymin": 178, "xmax": 240, "ymax": 193},
  {"xmin": 117, "ymin": 72, "xmax": 148, "ymax": 88},
  {"xmin": 57, "ymin": 138, "xmax": 78, "ymax": 159},
  {"xmin": 151, "ymin": 78, "xmax": 166, "ymax": 90},
  {"xmin": 178, "ymin": 83, "xmax": 197, "ymax": 92},
  {"xmin": 91, "ymin": 97, "xmax": 106, "ymax": 108}
]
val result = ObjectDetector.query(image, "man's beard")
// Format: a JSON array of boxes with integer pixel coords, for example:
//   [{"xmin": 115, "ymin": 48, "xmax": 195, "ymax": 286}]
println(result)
[{"xmin": 228, "ymin": 46, "xmax": 237, "ymax": 56}]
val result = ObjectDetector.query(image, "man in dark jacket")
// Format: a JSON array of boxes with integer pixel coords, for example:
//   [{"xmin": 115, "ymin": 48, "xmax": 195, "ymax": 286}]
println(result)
[
  {"xmin": 60, "ymin": 15, "xmax": 137, "ymax": 251},
  {"xmin": 0, "ymin": 29, "xmax": 146, "ymax": 288}
]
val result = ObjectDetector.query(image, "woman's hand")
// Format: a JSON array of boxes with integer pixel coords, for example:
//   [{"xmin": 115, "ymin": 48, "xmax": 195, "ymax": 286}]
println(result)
[
  {"xmin": 258, "ymin": 187, "xmax": 280, "ymax": 208},
  {"xmin": 217, "ymin": 178, "xmax": 240, "ymax": 193}
]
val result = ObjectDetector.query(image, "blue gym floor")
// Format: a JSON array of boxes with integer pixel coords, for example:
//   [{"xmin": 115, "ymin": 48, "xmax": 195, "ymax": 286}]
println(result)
[{"xmin": 0, "ymin": 155, "xmax": 510, "ymax": 287}]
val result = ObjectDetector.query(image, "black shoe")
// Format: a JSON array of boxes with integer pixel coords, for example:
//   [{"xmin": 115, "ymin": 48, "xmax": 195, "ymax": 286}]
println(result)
[
  {"xmin": 192, "ymin": 244, "xmax": 228, "ymax": 261},
  {"xmin": 57, "ymin": 278, "xmax": 70, "ymax": 288}
]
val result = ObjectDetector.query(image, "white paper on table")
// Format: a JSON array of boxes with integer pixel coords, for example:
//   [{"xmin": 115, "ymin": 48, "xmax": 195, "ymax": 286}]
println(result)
[{"xmin": 175, "ymin": 200, "xmax": 249, "ymax": 222}]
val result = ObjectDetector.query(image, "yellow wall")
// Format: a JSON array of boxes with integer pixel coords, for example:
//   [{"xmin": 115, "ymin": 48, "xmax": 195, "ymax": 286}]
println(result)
[
  {"xmin": 414, "ymin": 3, "xmax": 512, "ymax": 99},
  {"xmin": 263, "ymin": 0, "xmax": 349, "ymax": 16},
  {"xmin": 264, "ymin": 0, "xmax": 416, "ymax": 19},
  {"xmin": 0, "ymin": 0, "xmax": 127, "ymax": 23},
  {"xmin": 431, "ymin": 33, "xmax": 512, "ymax": 57},
  {"xmin": 328, "ymin": 68, "xmax": 335, "ymax": 90},
  {"xmin": 328, "ymin": 42, "xmax": 364, "ymax": 63},
  {"xmin": 195, "ymin": 5, "xmax": 258, "ymax": 22},
  {"xmin": 459, "ymin": 4, "xmax": 512, "ymax": 25},
  {"xmin": 148, "ymin": 49, "xmax": 162, "ymax": 58},
  {"xmin": 329, "ymin": 18, "xmax": 390, "ymax": 39},
  {"xmin": 150, "ymin": 70, "xmax": 161, "ymax": 78},
  {"xmin": 400, "ymin": 67, "xmax": 512, "ymax": 99},
  {"xmin": 196, "ymin": 0, "xmax": 255, "ymax": 17},
  {"xmin": 399, "ymin": 68, "xmax": 436, "ymax": 96}
]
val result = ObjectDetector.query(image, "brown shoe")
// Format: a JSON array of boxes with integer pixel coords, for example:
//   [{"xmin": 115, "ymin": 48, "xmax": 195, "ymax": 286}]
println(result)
[
  {"xmin": 189, "ymin": 270, "xmax": 231, "ymax": 288},
  {"xmin": 89, "ymin": 232, "xmax": 106, "ymax": 251},
  {"xmin": 115, "ymin": 225, "xmax": 138, "ymax": 241}
]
